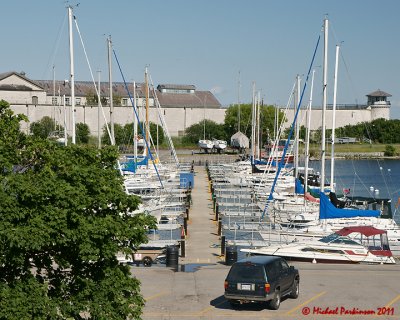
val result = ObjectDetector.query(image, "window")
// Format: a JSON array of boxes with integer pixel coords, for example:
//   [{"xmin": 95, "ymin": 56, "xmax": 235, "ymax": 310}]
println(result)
[
  {"xmin": 65, "ymin": 97, "xmax": 70, "ymax": 105},
  {"xmin": 76, "ymin": 98, "xmax": 81, "ymax": 105},
  {"xmin": 32, "ymin": 96, "xmax": 38, "ymax": 105},
  {"xmin": 122, "ymin": 98, "xmax": 128, "ymax": 106},
  {"xmin": 52, "ymin": 97, "xmax": 58, "ymax": 105}
]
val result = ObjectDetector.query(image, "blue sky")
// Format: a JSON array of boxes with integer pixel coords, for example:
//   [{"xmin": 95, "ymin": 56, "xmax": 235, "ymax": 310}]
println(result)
[{"xmin": 2, "ymin": 0, "xmax": 400, "ymax": 117}]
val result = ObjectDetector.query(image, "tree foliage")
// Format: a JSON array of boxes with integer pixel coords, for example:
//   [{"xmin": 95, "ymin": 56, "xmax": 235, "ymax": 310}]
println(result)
[
  {"xmin": 30, "ymin": 116, "xmax": 60, "ymax": 139},
  {"xmin": 102, "ymin": 121, "xmax": 164, "ymax": 147},
  {"xmin": 224, "ymin": 104, "xmax": 286, "ymax": 144},
  {"xmin": 76, "ymin": 122, "xmax": 91, "ymax": 144},
  {"xmin": 0, "ymin": 101, "xmax": 156, "ymax": 319},
  {"xmin": 183, "ymin": 119, "xmax": 227, "ymax": 144}
]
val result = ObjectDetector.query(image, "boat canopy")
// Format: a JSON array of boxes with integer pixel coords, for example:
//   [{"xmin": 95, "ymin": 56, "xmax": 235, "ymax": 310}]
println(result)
[
  {"xmin": 319, "ymin": 192, "xmax": 380, "ymax": 219},
  {"xmin": 336, "ymin": 226, "xmax": 387, "ymax": 237}
]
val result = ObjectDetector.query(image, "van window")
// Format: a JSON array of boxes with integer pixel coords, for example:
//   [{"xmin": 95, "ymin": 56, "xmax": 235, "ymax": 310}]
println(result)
[{"xmin": 227, "ymin": 264, "xmax": 265, "ymax": 282}]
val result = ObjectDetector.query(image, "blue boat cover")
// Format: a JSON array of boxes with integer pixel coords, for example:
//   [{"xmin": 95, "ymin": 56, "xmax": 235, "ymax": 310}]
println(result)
[
  {"xmin": 121, "ymin": 157, "xmax": 148, "ymax": 173},
  {"xmin": 295, "ymin": 178, "xmax": 305, "ymax": 194},
  {"xmin": 319, "ymin": 192, "xmax": 380, "ymax": 219}
]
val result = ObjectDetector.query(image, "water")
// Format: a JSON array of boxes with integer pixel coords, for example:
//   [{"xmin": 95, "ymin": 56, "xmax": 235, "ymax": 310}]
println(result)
[{"xmin": 308, "ymin": 159, "xmax": 400, "ymax": 223}]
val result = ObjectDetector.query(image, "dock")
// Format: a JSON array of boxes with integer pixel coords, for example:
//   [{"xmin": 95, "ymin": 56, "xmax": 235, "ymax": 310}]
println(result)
[{"xmin": 131, "ymin": 162, "xmax": 400, "ymax": 319}]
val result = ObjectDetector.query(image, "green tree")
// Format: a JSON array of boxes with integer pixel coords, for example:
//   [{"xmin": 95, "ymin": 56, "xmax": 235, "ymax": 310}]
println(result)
[
  {"xmin": 30, "ymin": 116, "xmax": 57, "ymax": 139},
  {"xmin": 183, "ymin": 119, "xmax": 227, "ymax": 144},
  {"xmin": 76, "ymin": 122, "xmax": 90, "ymax": 144},
  {"xmin": 101, "ymin": 123, "xmax": 125, "ymax": 146},
  {"xmin": 0, "ymin": 102, "xmax": 156, "ymax": 319},
  {"xmin": 224, "ymin": 104, "xmax": 285, "ymax": 144},
  {"xmin": 384, "ymin": 144, "xmax": 396, "ymax": 156}
]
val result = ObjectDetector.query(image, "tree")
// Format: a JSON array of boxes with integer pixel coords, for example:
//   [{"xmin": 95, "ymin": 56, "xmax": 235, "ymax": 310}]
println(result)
[
  {"xmin": 384, "ymin": 145, "xmax": 396, "ymax": 157},
  {"xmin": 183, "ymin": 119, "xmax": 227, "ymax": 144},
  {"xmin": 224, "ymin": 104, "xmax": 285, "ymax": 144},
  {"xmin": 0, "ymin": 102, "xmax": 156, "ymax": 319},
  {"xmin": 30, "ymin": 116, "xmax": 58, "ymax": 139},
  {"xmin": 76, "ymin": 122, "xmax": 90, "ymax": 144}
]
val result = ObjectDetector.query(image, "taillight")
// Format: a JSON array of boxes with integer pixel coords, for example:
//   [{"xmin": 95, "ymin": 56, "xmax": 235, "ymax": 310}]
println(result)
[
  {"xmin": 265, "ymin": 283, "xmax": 270, "ymax": 293},
  {"xmin": 224, "ymin": 280, "xmax": 228, "ymax": 290}
]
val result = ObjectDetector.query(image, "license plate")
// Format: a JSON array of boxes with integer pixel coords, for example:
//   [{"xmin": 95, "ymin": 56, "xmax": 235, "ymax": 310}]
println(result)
[{"xmin": 241, "ymin": 284, "xmax": 252, "ymax": 290}]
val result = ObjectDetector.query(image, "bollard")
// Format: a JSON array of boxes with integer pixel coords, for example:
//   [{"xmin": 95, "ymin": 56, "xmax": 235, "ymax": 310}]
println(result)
[
  {"xmin": 220, "ymin": 235, "xmax": 226, "ymax": 256},
  {"xmin": 166, "ymin": 245, "xmax": 179, "ymax": 268},
  {"xmin": 215, "ymin": 203, "xmax": 219, "ymax": 221},
  {"xmin": 217, "ymin": 219, "xmax": 222, "ymax": 236},
  {"xmin": 180, "ymin": 240, "xmax": 186, "ymax": 258},
  {"xmin": 225, "ymin": 245, "xmax": 237, "ymax": 266},
  {"xmin": 183, "ymin": 217, "xmax": 188, "ymax": 236}
]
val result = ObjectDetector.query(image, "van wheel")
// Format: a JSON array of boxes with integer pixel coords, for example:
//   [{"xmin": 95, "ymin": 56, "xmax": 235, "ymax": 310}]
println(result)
[
  {"xmin": 289, "ymin": 279, "xmax": 299, "ymax": 299},
  {"xmin": 142, "ymin": 257, "xmax": 152, "ymax": 267},
  {"xmin": 267, "ymin": 289, "xmax": 281, "ymax": 310}
]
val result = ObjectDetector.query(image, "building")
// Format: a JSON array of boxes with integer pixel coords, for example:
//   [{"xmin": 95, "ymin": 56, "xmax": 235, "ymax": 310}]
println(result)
[
  {"xmin": 0, "ymin": 71, "xmax": 225, "ymax": 137},
  {"xmin": 280, "ymin": 89, "xmax": 392, "ymax": 130}
]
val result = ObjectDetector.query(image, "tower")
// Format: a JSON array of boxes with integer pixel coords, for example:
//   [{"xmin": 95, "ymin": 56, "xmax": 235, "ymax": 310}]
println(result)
[{"xmin": 367, "ymin": 89, "xmax": 391, "ymax": 120}]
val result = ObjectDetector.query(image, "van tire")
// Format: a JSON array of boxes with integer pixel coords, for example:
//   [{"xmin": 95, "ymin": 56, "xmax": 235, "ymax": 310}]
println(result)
[
  {"xmin": 267, "ymin": 289, "xmax": 281, "ymax": 310},
  {"xmin": 289, "ymin": 279, "xmax": 299, "ymax": 299}
]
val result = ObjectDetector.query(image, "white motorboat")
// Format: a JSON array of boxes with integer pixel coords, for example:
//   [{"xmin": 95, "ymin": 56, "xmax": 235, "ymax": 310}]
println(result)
[
  {"xmin": 213, "ymin": 139, "xmax": 227, "ymax": 152},
  {"xmin": 242, "ymin": 226, "xmax": 396, "ymax": 264},
  {"xmin": 198, "ymin": 139, "xmax": 214, "ymax": 153}
]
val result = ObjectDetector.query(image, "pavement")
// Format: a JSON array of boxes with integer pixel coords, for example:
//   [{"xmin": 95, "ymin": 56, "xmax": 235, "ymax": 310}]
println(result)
[{"xmin": 130, "ymin": 164, "xmax": 400, "ymax": 320}]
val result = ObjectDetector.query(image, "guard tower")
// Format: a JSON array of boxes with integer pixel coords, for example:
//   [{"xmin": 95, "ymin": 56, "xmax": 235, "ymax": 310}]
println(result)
[{"xmin": 367, "ymin": 89, "xmax": 391, "ymax": 120}]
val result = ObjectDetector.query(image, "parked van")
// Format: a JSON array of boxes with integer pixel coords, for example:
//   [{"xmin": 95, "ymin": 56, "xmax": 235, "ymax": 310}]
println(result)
[{"xmin": 224, "ymin": 256, "xmax": 299, "ymax": 310}]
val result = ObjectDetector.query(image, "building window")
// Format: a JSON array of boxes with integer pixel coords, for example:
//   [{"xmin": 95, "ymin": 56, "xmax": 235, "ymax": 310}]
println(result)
[
  {"xmin": 122, "ymin": 98, "xmax": 128, "ymax": 106},
  {"xmin": 52, "ymin": 97, "xmax": 58, "ymax": 105},
  {"xmin": 65, "ymin": 97, "xmax": 70, "ymax": 105},
  {"xmin": 32, "ymin": 96, "xmax": 38, "ymax": 105},
  {"xmin": 76, "ymin": 98, "xmax": 81, "ymax": 105}
]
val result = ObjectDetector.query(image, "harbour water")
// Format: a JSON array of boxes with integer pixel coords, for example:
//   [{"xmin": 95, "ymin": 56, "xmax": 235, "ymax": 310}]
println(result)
[{"xmin": 308, "ymin": 159, "xmax": 400, "ymax": 223}]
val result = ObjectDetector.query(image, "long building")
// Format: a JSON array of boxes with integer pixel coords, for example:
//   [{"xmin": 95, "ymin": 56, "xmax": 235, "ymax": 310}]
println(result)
[
  {"xmin": 0, "ymin": 71, "xmax": 393, "ymax": 139},
  {"xmin": 0, "ymin": 71, "xmax": 225, "ymax": 137}
]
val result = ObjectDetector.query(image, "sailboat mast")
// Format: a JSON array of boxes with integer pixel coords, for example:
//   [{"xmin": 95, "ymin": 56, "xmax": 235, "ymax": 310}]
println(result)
[
  {"xmin": 145, "ymin": 66, "xmax": 150, "ymax": 156},
  {"xmin": 107, "ymin": 36, "xmax": 115, "ymax": 145},
  {"xmin": 238, "ymin": 70, "xmax": 241, "ymax": 132},
  {"xmin": 294, "ymin": 75, "xmax": 301, "ymax": 180},
  {"xmin": 97, "ymin": 70, "xmax": 101, "ymax": 149},
  {"xmin": 68, "ymin": 6, "xmax": 76, "ymax": 144},
  {"xmin": 320, "ymin": 17, "xmax": 328, "ymax": 192},
  {"xmin": 330, "ymin": 44, "xmax": 340, "ymax": 192},
  {"xmin": 304, "ymin": 69, "xmax": 316, "ymax": 197},
  {"xmin": 133, "ymin": 81, "xmax": 137, "ymax": 164}
]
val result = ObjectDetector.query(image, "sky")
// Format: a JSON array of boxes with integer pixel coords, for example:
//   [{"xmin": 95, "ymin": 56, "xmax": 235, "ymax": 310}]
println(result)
[{"xmin": 1, "ymin": 0, "xmax": 400, "ymax": 117}]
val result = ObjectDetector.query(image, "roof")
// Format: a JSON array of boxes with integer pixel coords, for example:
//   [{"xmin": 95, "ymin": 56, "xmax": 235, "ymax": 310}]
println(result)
[
  {"xmin": 335, "ymin": 226, "xmax": 386, "ymax": 237},
  {"xmin": 366, "ymin": 90, "xmax": 392, "ymax": 97},
  {"xmin": 0, "ymin": 71, "xmax": 44, "ymax": 90},
  {"xmin": 157, "ymin": 84, "xmax": 196, "ymax": 91},
  {"xmin": 155, "ymin": 90, "xmax": 221, "ymax": 108}
]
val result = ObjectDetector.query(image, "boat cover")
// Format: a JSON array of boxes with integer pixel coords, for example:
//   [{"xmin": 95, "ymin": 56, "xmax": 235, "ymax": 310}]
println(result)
[
  {"xmin": 319, "ymin": 192, "xmax": 380, "ymax": 219},
  {"xmin": 336, "ymin": 226, "xmax": 386, "ymax": 237}
]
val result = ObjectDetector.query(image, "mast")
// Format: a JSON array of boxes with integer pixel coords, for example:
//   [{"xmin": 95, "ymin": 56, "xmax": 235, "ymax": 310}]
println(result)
[
  {"xmin": 320, "ymin": 17, "xmax": 328, "ymax": 192},
  {"xmin": 294, "ymin": 75, "xmax": 301, "ymax": 180},
  {"xmin": 145, "ymin": 66, "xmax": 150, "ymax": 156},
  {"xmin": 68, "ymin": 6, "xmax": 76, "ymax": 144},
  {"xmin": 238, "ymin": 70, "xmax": 241, "ymax": 132},
  {"xmin": 251, "ymin": 82, "xmax": 256, "ymax": 162},
  {"xmin": 52, "ymin": 65, "xmax": 56, "ymax": 130},
  {"xmin": 107, "ymin": 36, "xmax": 115, "ymax": 145},
  {"xmin": 330, "ymin": 44, "xmax": 340, "ymax": 192},
  {"xmin": 304, "ymin": 69, "xmax": 316, "ymax": 197},
  {"xmin": 133, "ymin": 81, "xmax": 137, "ymax": 166},
  {"xmin": 97, "ymin": 70, "xmax": 101, "ymax": 149}
]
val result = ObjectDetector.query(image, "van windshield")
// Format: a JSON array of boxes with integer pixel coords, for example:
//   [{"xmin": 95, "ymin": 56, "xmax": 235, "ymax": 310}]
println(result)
[{"xmin": 227, "ymin": 264, "xmax": 265, "ymax": 282}]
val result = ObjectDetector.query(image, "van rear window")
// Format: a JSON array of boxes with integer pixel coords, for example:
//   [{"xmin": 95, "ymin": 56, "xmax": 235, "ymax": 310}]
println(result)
[{"xmin": 227, "ymin": 264, "xmax": 265, "ymax": 282}]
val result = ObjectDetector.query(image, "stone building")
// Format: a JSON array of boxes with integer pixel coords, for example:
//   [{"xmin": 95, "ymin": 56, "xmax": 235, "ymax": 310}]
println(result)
[
  {"xmin": 0, "ymin": 71, "xmax": 225, "ymax": 137},
  {"xmin": 0, "ymin": 71, "xmax": 393, "ymax": 138},
  {"xmin": 280, "ymin": 89, "xmax": 392, "ymax": 131}
]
